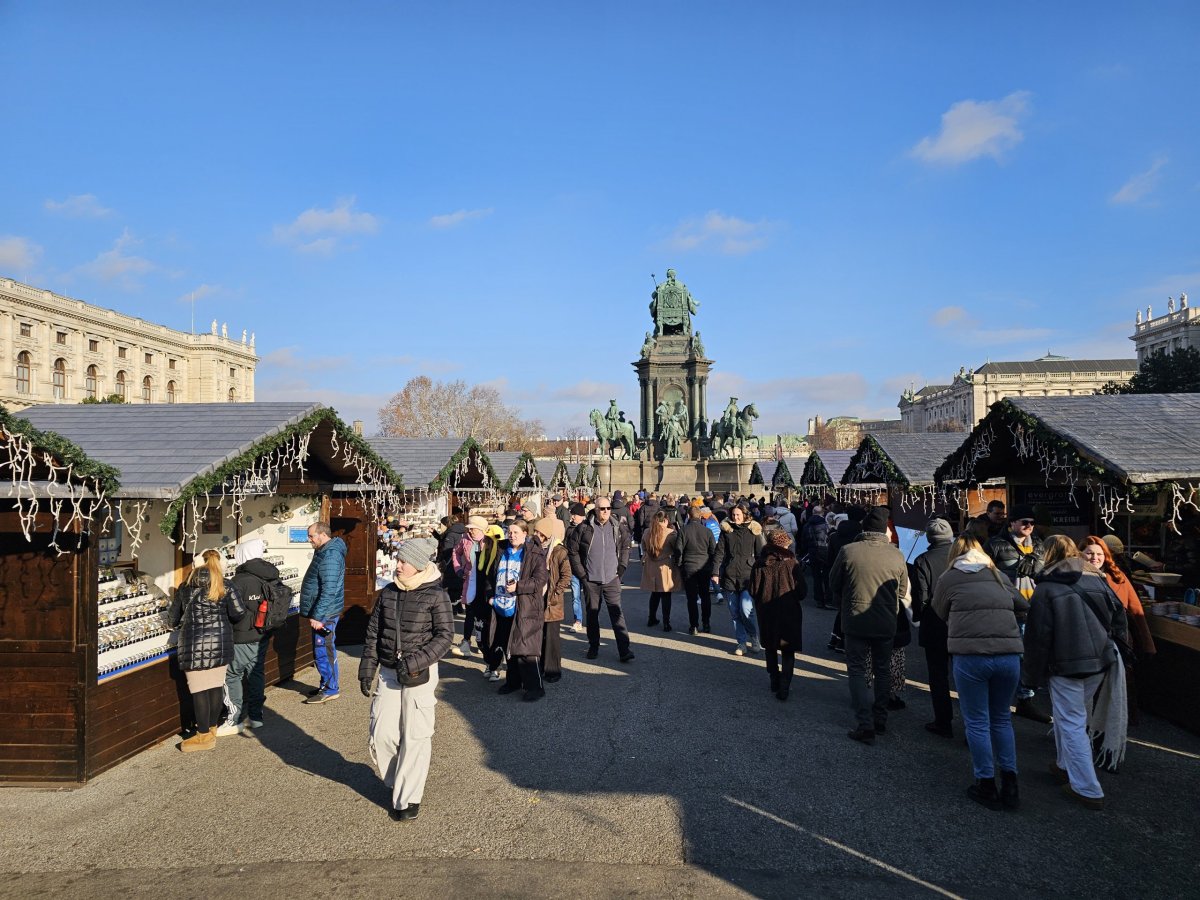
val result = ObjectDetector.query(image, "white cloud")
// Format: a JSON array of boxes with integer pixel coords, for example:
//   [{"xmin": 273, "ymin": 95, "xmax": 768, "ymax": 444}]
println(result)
[
  {"xmin": 44, "ymin": 193, "xmax": 113, "ymax": 218},
  {"xmin": 911, "ymin": 91, "xmax": 1031, "ymax": 165},
  {"xmin": 929, "ymin": 302, "xmax": 1052, "ymax": 345},
  {"xmin": 930, "ymin": 305, "xmax": 970, "ymax": 326},
  {"xmin": 662, "ymin": 210, "xmax": 776, "ymax": 255},
  {"xmin": 429, "ymin": 207, "xmax": 494, "ymax": 229},
  {"xmin": 273, "ymin": 196, "xmax": 380, "ymax": 254},
  {"xmin": 1110, "ymin": 156, "xmax": 1167, "ymax": 205},
  {"xmin": 0, "ymin": 236, "xmax": 42, "ymax": 271},
  {"xmin": 77, "ymin": 229, "xmax": 155, "ymax": 287}
]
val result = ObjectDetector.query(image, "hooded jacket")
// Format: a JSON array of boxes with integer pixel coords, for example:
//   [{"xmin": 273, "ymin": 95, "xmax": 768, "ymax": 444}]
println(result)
[
  {"xmin": 713, "ymin": 519, "xmax": 765, "ymax": 592},
  {"xmin": 168, "ymin": 571, "xmax": 247, "ymax": 671},
  {"xmin": 358, "ymin": 566, "xmax": 454, "ymax": 685},
  {"xmin": 910, "ymin": 536, "xmax": 953, "ymax": 649},
  {"xmin": 829, "ymin": 531, "xmax": 908, "ymax": 640},
  {"xmin": 800, "ymin": 515, "xmax": 830, "ymax": 561},
  {"xmin": 930, "ymin": 555, "xmax": 1028, "ymax": 656},
  {"xmin": 679, "ymin": 517, "xmax": 716, "ymax": 577},
  {"xmin": 299, "ymin": 536, "xmax": 347, "ymax": 621},
  {"xmin": 1022, "ymin": 558, "xmax": 1129, "ymax": 685},
  {"xmin": 230, "ymin": 557, "xmax": 282, "ymax": 643}
]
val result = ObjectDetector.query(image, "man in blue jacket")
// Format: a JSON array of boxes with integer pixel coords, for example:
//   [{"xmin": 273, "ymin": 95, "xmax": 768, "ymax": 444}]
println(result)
[{"xmin": 300, "ymin": 522, "xmax": 347, "ymax": 703}]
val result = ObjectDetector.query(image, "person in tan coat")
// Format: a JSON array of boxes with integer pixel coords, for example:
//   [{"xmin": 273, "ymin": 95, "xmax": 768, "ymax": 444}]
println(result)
[
  {"xmin": 534, "ymin": 516, "xmax": 572, "ymax": 682},
  {"xmin": 640, "ymin": 510, "xmax": 682, "ymax": 631}
]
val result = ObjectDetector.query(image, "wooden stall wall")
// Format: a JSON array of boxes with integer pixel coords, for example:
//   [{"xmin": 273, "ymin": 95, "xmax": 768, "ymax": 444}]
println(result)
[
  {"xmin": 331, "ymin": 498, "xmax": 377, "ymax": 645},
  {"xmin": 0, "ymin": 507, "xmax": 92, "ymax": 784}
]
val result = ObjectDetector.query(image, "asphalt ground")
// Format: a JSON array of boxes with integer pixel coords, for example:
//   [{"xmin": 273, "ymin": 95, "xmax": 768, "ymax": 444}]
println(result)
[{"xmin": 3, "ymin": 559, "xmax": 1199, "ymax": 899}]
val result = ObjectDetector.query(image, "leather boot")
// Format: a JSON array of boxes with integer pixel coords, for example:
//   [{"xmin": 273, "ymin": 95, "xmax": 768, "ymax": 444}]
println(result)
[
  {"xmin": 999, "ymin": 770, "xmax": 1020, "ymax": 810},
  {"xmin": 180, "ymin": 729, "xmax": 216, "ymax": 753},
  {"xmin": 967, "ymin": 777, "xmax": 1002, "ymax": 810}
]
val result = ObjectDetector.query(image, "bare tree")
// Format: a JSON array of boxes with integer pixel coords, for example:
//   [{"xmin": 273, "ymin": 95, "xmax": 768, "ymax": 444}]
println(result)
[{"xmin": 378, "ymin": 376, "xmax": 543, "ymax": 449}]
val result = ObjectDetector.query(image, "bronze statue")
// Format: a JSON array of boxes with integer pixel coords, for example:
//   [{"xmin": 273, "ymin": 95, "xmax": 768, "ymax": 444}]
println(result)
[{"xmin": 649, "ymin": 268, "xmax": 700, "ymax": 337}]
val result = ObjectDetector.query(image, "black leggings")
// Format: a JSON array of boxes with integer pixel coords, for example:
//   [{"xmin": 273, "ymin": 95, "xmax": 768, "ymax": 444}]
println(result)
[
  {"xmin": 648, "ymin": 592, "xmax": 672, "ymax": 625},
  {"xmin": 191, "ymin": 686, "xmax": 224, "ymax": 732}
]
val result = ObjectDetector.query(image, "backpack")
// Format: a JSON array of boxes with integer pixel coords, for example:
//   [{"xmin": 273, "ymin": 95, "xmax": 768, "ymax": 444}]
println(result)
[{"xmin": 255, "ymin": 577, "xmax": 294, "ymax": 632}]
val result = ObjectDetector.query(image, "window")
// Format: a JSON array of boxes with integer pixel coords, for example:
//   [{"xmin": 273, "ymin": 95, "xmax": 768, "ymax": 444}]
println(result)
[
  {"xmin": 85, "ymin": 365, "xmax": 98, "ymax": 399},
  {"xmin": 168, "ymin": 358, "xmax": 176, "ymax": 370},
  {"xmin": 142, "ymin": 376, "xmax": 153, "ymax": 403},
  {"xmin": 227, "ymin": 387, "xmax": 237, "ymax": 402},
  {"xmin": 145, "ymin": 352, "xmax": 153, "ymax": 365},
  {"xmin": 229, "ymin": 367, "xmax": 236, "ymax": 379},
  {"xmin": 117, "ymin": 346, "xmax": 127, "ymax": 359},
  {"xmin": 56, "ymin": 331, "xmax": 68, "ymax": 345},
  {"xmin": 115, "ymin": 370, "xmax": 127, "ymax": 400},
  {"xmin": 19, "ymin": 323, "xmax": 31, "ymax": 337},
  {"xmin": 166, "ymin": 380, "xmax": 177, "ymax": 403},
  {"xmin": 53, "ymin": 358, "xmax": 66, "ymax": 400},
  {"xmin": 15, "ymin": 352, "xmax": 31, "ymax": 394},
  {"xmin": 89, "ymin": 339, "xmax": 99, "ymax": 352}
]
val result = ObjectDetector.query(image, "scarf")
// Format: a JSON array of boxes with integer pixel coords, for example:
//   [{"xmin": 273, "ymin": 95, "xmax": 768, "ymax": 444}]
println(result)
[
  {"xmin": 952, "ymin": 548, "xmax": 994, "ymax": 573},
  {"xmin": 393, "ymin": 563, "xmax": 442, "ymax": 592},
  {"xmin": 1089, "ymin": 653, "xmax": 1128, "ymax": 772}
]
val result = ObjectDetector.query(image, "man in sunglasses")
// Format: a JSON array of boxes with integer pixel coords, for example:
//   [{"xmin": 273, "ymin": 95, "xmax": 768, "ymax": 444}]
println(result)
[
  {"xmin": 566, "ymin": 496, "xmax": 634, "ymax": 662},
  {"xmin": 987, "ymin": 504, "xmax": 1052, "ymax": 723}
]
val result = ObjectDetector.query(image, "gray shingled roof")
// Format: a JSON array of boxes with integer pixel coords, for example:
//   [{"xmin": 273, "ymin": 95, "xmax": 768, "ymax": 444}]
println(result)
[
  {"xmin": 533, "ymin": 458, "xmax": 560, "ymax": 487},
  {"xmin": 915, "ymin": 384, "xmax": 951, "ymax": 397},
  {"xmin": 367, "ymin": 438, "xmax": 473, "ymax": 490},
  {"xmin": 847, "ymin": 433, "xmax": 968, "ymax": 487},
  {"xmin": 975, "ymin": 359, "xmax": 1135, "ymax": 376},
  {"xmin": 774, "ymin": 456, "xmax": 807, "ymax": 488},
  {"xmin": 801, "ymin": 449, "xmax": 855, "ymax": 485},
  {"xmin": 16, "ymin": 402, "xmax": 320, "ymax": 497},
  {"xmin": 1006, "ymin": 395, "xmax": 1200, "ymax": 483},
  {"xmin": 751, "ymin": 460, "xmax": 776, "ymax": 486}
]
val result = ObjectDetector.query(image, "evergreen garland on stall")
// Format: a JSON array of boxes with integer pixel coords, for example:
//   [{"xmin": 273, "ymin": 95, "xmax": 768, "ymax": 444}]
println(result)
[
  {"xmin": 0, "ymin": 404, "xmax": 121, "ymax": 496},
  {"xmin": 428, "ymin": 437, "xmax": 499, "ymax": 492}
]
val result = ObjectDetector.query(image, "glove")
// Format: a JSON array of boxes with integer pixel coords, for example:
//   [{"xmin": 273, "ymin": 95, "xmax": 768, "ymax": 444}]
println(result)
[{"xmin": 360, "ymin": 679, "xmax": 373, "ymax": 698}]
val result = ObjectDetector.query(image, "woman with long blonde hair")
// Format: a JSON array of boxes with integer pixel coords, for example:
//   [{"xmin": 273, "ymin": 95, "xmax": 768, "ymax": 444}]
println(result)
[
  {"xmin": 168, "ymin": 549, "xmax": 247, "ymax": 752},
  {"xmin": 640, "ymin": 510, "xmax": 681, "ymax": 631},
  {"xmin": 931, "ymin": 533, "xmax": 1028, "ymax": 810}
]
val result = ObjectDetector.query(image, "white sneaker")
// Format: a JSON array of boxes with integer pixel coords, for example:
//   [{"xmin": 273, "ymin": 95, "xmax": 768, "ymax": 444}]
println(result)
[
  {"xmin": 483, "ymin": 668, "xmax": 495, "ymax": 679},
  {"xmin": 248, "ymin": 719, "xmax": 264, "ymax": 729},
  {"xmin": 450, "ymin": 641, "xmax": 466, "ymax": 658},
  {"xmin": 461, "ymin": 639, "xmax": 477, "ymax": 656},
  {"xmin": 215, "ymin": 720, "xmax": 244, "ymax": 737},
  {"xmin": 487, "ymin": 670, "xmax": 501, "ymax": 683},
  {"xmin": 572, "ymin": 621, "xmax": 584, "ymax": 634},
  {"xmin": 733, "ymin": 644, "xmax": 745, "ymax": 657}
]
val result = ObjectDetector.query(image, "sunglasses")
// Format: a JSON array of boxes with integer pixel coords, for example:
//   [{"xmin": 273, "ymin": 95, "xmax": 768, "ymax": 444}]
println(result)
[
  {"xmin": 596, "ymin": 506, "xmax": 612, "ymax": 511},
  {"xmin": 1017, "ymin": 519, "xmax": 1036, "ymax": 526}
]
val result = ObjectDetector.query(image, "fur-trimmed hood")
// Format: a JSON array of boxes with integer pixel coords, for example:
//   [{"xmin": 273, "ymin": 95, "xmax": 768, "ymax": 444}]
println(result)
[{"xmin": 720, "ymin": 519, "xmax": 762, "ymax": 536}]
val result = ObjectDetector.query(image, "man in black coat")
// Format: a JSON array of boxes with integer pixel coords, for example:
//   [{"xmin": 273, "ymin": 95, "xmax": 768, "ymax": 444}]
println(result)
[
  {"xmin": 567, "ymin": 497, "xmax": 633, "ymax": 662},
  {"xmin": 825, "ymin": 506, "xmax": 865, "ymax": 652},
  {"xmin": 221, "ymin": 539, "xmax": 280, "ymax": 734},
  {"xmin": 437, "ymin": 509, "xmax": 466, "ymax": 610},
  {"xmin": 679, "ymin": 505, "xmax": 716, "ymax": 634},
  {"xmin": 910, "ymin": 517, "xmax": 955, "ymax": 737}
]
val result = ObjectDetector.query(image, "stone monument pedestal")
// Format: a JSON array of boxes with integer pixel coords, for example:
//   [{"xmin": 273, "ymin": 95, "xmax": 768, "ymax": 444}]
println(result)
[{"xmin": 596, "ymin": 457, "xmax": 756, "ymax": 497}]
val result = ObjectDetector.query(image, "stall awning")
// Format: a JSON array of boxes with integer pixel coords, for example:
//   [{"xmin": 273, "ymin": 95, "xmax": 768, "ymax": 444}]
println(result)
[
  {"xmin": 800, "ymin": 450, "xmax": 856, "ymax": 487},
  {"xmin": 844, "ymin": 433, "xmax": 968, "ymax": 489}
]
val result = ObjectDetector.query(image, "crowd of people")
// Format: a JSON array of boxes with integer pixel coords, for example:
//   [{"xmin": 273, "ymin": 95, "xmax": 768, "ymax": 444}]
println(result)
[{"xmin": 165, "ymin": 487, "xmax": 1150, "ymax": 823}]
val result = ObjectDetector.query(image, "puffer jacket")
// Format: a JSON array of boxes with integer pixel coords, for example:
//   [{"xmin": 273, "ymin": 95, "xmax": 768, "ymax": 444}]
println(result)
[
  {"xmin": 713, "ymin": 519, "xmax": 765, "ymax": 591},
  {"xmin": 911, "ymin": 538, "xmax": 953, "ymax": 649},
  {"xmin": 1022, "ymin": 559, "xmax": 1129, "ymax": 685},
  {"xmin": 829, "ymin": 531, "xmax": 908, "ymax": 640},
  {"xmin": 358, "ymin": 569, "xmax": 454, "ymax": 684},
  {"xmin": 679, "ymin": 518, "xmax": 716, "ymax": 577},
  {"xmin": 168, "ymin": 572, "xmax": 247, "ymax": 671},
  {"xmin": 930, "ymin": 565, "xmax": 1028, "ymax": 655},
  {"xmin": 800, "ymin": 515, "xmax": 830, "ymax": 561},
  {"xmin": 299, "ymin": 536, "xmax": 347, "ymax": 621},
  {"xmin": 230, "ymin": 557, "xmax": 281, "ymax": 644},
  {"xmin": 502, "ymin": 538, "xmax": 550, "ymax": 657},
  {"xmin": 987, "ymin": 531, "xmax": 1045, "ymax": 583}
]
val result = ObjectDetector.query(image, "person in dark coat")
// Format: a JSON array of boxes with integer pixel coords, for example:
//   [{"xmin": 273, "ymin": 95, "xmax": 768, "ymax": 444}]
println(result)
[
  {"xmin": 826, "ymin": 506, "xmax": 865, "ymax": 652},
  {"xmin": 220, "ymin": 538, "xmax": 280, "ymax": 735},
  {"xmin": 358, "ymin": 537, "xmax": 455, "ymax": 821},
  {"xmin": 494, "ymin": 519, "xmax": 550, "ymax": 700},
  {"xmin": 712, "ymin": 504, "xmax": 766, "ymax": 656},
  {"xmin": 910, "ymin": 517, "xmax": 956, "ymax": 737},
  {"xmin": 611, "ymin": 490, "xmax": 633, "ymax": 535},
  {"xmin": 534, "ymin": 516, "xmax": 571, "ymax": 683},
  {"xmin": 750, "ymin": 529, "xmax": 807, "ymax": 701},
  {"xmin": 800, "ymin": 505, "xmax": 832, "ymax": 609},
  {"xmin": 437, "ymin": 509, "xmax": 467, "ymax": 606},
  {"xmin": 679, "ymin": 505, "xmax": 716, "ymax": 634},
  {"xmin": 567, "ymin": 497, "xmax": 634, "ymax": 662},
  {"xmin": 168, "ymin": 549, "xmax": 247, "ymax": 753}
]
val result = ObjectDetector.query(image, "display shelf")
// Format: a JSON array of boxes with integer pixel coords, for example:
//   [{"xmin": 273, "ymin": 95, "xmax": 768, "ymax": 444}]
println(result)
[
  {"xmin": 95, "ymin": 571, "xmax": 172, "ymax": 683},
  {"xmin": 98, "ymin": 633, "xmax": 176, "ymax": 681}
]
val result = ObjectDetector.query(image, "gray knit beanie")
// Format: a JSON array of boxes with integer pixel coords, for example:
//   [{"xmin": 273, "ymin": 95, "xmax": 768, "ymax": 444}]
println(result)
[
  {"xmin": 925, "ymin": 517, "xmax": 954, "ymax": 543},
  {"xmin": 395, "ymin": 537, "xmax": 438, "ymax": 570}
]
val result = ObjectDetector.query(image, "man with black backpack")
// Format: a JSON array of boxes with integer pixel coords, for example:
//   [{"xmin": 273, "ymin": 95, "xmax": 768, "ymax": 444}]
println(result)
[{"xmin": 219, "ymin": 539, "xmax": 289, "ymax": 735}]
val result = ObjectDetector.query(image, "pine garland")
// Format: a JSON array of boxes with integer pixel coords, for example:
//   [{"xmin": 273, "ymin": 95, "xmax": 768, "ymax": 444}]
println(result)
[
  {"xmin": 429, "ymin": 437, "xmax": 499, "ymax": 492},
  {"xmin": 800, "ymin": 453, "xmax": 833, "ymax": 487},
  {"xmin": 0, "ymin": 403, "xmax": 121, "ymax": 494},
  {"xmin": 773, "ymin": 459, "xmax": 798, "ymax": 490},
  {"xmin": 844, "ymin": 435, "xmax": 909, "ymax": 490},
  {"xmin": 499, "ymin": 450, "xmax": 541, "ymax": 492}
]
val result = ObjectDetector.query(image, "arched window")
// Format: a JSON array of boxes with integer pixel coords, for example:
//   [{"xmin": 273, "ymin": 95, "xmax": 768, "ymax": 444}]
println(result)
[
  {"xmin": 142, "ymin": 375, "xmax": 153, "ymax": 403},
  {"xmin": 16, "ymin": 351, "xmax": 31, "ymax": 394},
  {"xmin": 227, "ymin": 387, "xmax": 237, "ymax": 403},
  {"xmin": 115, "ymin": 370, "xmax": 127, "ymax": 401},
  {"xmin": 53, "ymin": 358, "xmax": 67, "ymax": 400},
  {"xmin": 166, "ymin": 380, "xmax": 176, "ymax": 403},
  {"xmin": 85, "ymin": 365, "xmax": 98, "ymax": 399}
]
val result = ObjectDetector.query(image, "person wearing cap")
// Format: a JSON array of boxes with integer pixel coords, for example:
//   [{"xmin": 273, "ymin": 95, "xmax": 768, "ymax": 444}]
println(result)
[
  {"xmin": 359, "ymin": 537, "xmax": 455, "ymax": 822},
  {"xmin": 567, "ymin": 495, "xmax": 635, "ymax": 662},
  {"xmin": 533, "ymin": 516, "xmax": 571, "ymax": 682},
  {"xmin": 219, "ymin": 539, "xmax": 281, "ymax": 735},
  {"xmin": 566, "ymin": 503, "xmax": 588, "ymax": 632},
  {"xmin": 549, "ymin": 494, "xmax": 571, "ymax": 530},
  {"xmin": 829, "ymin": 505, "xmax": 909, "ymax": 744},
  {"xmin": 910, "ymin": 517, "xmax": 956, "ymax": 738},
  {"xmin": 451, "ymin": 515, "xmax": 499, "ymax": 658},
  {"xmin": 986, "ymin": 504, "xmax": 1052, "ymax": 724}
]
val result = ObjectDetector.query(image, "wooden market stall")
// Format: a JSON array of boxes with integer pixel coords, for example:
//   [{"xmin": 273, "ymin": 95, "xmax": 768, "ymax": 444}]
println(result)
[
  {"xmin": 368, "ymin": 436, "xmax": 501, "ymax": 523},
  {"xmin": 934, "ymin": 394, "xmax": 1200, "ymax": 733},
  {"xmin": 9, "ymin": 402, "xmax": 402, "ymax": 781},
  {"xmin": 489, "ymin": 450, "xmax": 545, "ymax": 514},
  {"xmin": 535, "ymin": 458, "xmax": 571, "ymax": 495},
  {"xmin": 798, "ymin": 449, "xmax": 856, "ymax": 499}
]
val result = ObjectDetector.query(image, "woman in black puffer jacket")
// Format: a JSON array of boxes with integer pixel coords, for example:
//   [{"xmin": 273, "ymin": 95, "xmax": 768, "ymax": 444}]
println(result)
[
  {"xmin": 712, "ymin": 504, "xmax": 765, "ymax": 656},
  {"xmin": 359, "ymin": 537, "xmax": 454, "ymax": 822},
  {"xmin": 168, "ymin": 548, "xmax": 247, "ymax": 753}
]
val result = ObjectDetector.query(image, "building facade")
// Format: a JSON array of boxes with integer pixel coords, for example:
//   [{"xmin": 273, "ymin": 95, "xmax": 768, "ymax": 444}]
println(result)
[
  {"xmin": 1, "ymin": 277, "xmax": 257, "ymax": 411},
  {"xmin": 899, "ymin": 355, "xmax": 1137, "ymax": 433},
  {"xmin": 1131, "ymin": 293, "xmax": 1197, "ymax": 363}
]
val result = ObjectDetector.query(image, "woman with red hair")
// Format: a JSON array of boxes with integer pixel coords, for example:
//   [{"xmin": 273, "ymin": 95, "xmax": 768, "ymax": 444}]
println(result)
[{"xmin": 1079, "ymin": 535, "xmax": 1156, "ymax": 724}]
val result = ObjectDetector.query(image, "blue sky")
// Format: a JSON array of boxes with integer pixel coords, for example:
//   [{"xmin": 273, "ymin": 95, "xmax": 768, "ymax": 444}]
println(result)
[{"xmin": 3, "ymin": 2, "xmax": 1198, "ymax": 436}]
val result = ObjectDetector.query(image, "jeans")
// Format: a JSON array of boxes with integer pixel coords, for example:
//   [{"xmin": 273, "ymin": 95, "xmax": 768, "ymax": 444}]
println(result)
[
  {"xmin": 570, "ymin": 575, "xmax": 584, "ymax": 625},
  {"xmin": 846, "ymin": 634, "xmax": 892, "ymax": 730},
  {"xmin": 223, "ymin": 638, "xmax": 270, "ymax": 723},
  {"xmin": 312, "ymin": 615, "xmax": 340, "ymax": 695},
  {"xmin": 726, "ymin": 588, "xmax": 758, "ymax": 645},
  {"xmin": 953, "ymin": 653, "xmax": 1021, "ymax": 779},
  {"xmin": 1049, "ymin": 673, "xmax": 1106, "ymax": 798}
]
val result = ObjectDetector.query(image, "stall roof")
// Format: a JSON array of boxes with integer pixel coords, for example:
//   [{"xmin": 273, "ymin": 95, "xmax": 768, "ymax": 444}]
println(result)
[
  {"xmin": 800, "ymin": 450, "xmax": 855, "ymax": 486},
  {"xmin": 367, "ymin": 438, "xmax": 498, "ymax": 492},
  {"xmin": 534, "ymin": 458, "xmax": 563, "ymax": 488},
  {"xmin": 774, "ymin": 457, "xmax": 807, "ymax": 489},
  {"xmin": 844, "ymin": 433, "xmax": 968, "ymax": 489},
  {"xmin": 1, "ymin": 404, "xmax": 120, "ymax": 496},
  {"xmin": 935, "ymin": 394, "xmax": 1200, "ymax": 487},
  {"xmin": 489, "ymin": 450, "xmax": 543, "ymax": 492},
  {"xmin": 749, "ymin": 460, "xmax": 776, "ymax": 486}
]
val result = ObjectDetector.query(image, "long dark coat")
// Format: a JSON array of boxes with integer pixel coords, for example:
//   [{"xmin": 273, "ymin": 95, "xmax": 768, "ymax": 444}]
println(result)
[
  {"xmin": 749, "ymin": 544, "xmax": 806, "ymax": 648},
  {"xmin": 499, "ymin": 538, "xmax": 549, "ymax": 657}
]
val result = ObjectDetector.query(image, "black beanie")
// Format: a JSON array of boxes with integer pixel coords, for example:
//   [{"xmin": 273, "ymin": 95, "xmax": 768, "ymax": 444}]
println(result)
[{"xmin": 862, "ymin": 506, "xmax": 889, "ymax": 533}]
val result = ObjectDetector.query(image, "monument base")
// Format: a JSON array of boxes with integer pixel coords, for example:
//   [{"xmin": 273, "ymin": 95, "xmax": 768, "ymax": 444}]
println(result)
[{"xmin": 595, "ymin": 458, "xmax": 761, "ymax": 498}]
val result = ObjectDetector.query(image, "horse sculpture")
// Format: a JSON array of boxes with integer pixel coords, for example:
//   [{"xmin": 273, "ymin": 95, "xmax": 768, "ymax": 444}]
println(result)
[
  {"xmin": 589, "ymin": 409, "xmax": 639, "ymax": 460},
  {"xmin": 710, "ymin": 402, "xmax": 760, "ymax": 459}
]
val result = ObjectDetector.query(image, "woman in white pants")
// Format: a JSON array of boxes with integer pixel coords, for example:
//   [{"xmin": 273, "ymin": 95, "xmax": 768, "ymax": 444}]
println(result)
[
  {"xmin": 359, "ymin": 538, "xmax": 455, "ymax": 821},
  {"xmin": 1022, "ymin": 535, "xmax": 1129, "ymax": 811}
]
